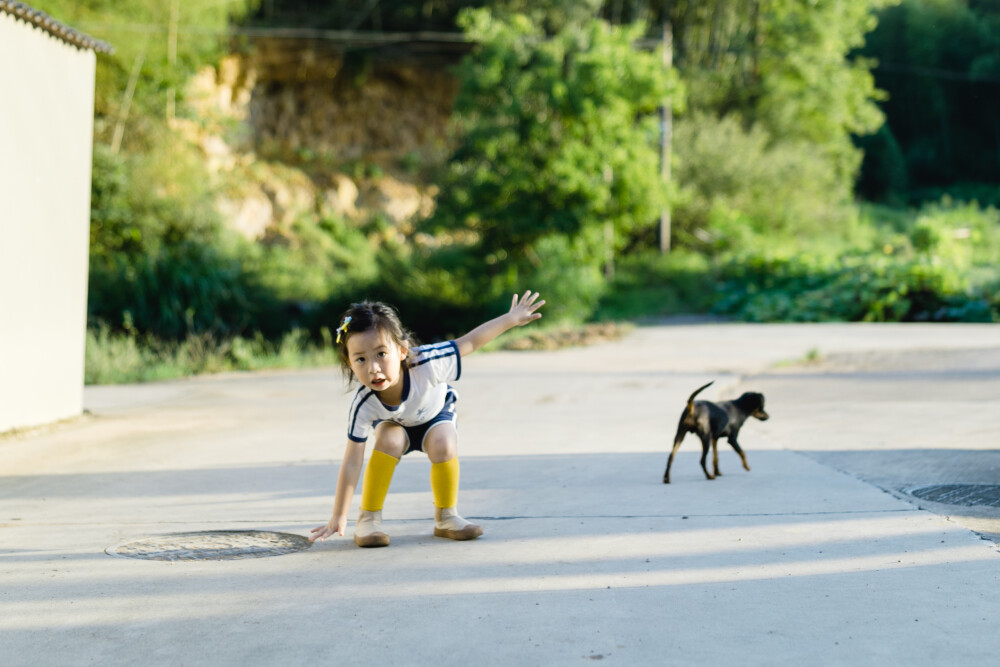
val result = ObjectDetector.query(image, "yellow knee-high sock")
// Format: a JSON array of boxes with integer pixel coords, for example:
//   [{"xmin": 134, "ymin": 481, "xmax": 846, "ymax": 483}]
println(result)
[
  {"xmin": 361, "ymin": 450, "xmax": 399, "ymax": 512},
  {"xmin": 430, "ymin": 457, "xmax": 460, "ymax": 509}
]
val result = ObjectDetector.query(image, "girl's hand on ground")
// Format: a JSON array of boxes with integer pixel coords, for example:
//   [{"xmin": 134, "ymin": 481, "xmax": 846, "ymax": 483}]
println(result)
[
  {"xmin": 509, "ymin": 291, "xmax": 545, "ymax": 326},
  {"xmin": 309, "ymin": 518, "xmax": 345, "ymax": 542}
]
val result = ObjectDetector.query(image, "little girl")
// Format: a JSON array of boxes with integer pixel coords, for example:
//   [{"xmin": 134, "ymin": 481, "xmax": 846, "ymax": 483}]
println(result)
[{"xmin": 310, "ymin": 290, "xmax": 545, "ymax": 547}]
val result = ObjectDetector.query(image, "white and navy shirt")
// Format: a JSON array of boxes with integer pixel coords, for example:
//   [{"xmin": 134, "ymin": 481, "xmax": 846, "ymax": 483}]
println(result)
[{"xmin": 346, "ymin": 340, "xmax": 462, "ymax": 443}]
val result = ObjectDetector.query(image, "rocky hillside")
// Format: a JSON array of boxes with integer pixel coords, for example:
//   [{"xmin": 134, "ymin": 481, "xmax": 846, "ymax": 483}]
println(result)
[{"xmin": 178, "ymin": 38, "xmax": 461, "ymax": 241}]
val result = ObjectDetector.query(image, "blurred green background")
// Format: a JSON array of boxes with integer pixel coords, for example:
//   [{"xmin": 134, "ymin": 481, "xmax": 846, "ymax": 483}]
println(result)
[{"xmin": 31, "ymin": 0, "xmax": 1000, "ymax": 382}]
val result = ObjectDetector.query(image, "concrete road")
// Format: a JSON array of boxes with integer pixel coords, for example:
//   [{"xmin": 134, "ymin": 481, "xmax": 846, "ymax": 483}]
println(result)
[
  {"xmin": 747, "ymin": 344, "xmax": 1000, "ymax": 542},
  {"xmin": 1, "ymin": 322, "xmax": 998, "ymax": 666}
]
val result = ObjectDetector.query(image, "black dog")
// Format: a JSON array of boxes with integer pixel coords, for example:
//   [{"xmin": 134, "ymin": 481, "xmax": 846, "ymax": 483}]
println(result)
[{"xmin": 663, "ymin": 381, "xmax": 769, "ymax": 484}]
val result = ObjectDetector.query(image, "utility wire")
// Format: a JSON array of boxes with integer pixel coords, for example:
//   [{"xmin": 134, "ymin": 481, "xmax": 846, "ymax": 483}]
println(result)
[
  {"xmin": 874, "ymin": 61, "xmax": 1000, "ymax": 85},
  {"xmin": 76, "ymin": 22, "xmax": 469, "ymax": 43},
  {"xmin": 75, "ymin": 22, "xmax": 1000, "ymax": 84}
]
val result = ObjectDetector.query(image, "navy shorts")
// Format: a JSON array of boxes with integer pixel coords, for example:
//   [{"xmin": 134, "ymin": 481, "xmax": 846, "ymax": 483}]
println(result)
[{"xmin": 383, "ymin": 390, "xmax": 458, "ymax": 456}]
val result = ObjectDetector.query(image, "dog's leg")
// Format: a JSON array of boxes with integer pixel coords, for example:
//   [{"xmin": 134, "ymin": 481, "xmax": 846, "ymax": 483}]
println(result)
[
  {"xmin": 711, "ymin": 436, "xmax": 722, "ymax": 477},
  {"xmin": 663, "ymin": 429, "xmax": 686, "ymax": 484},
  {"xmin": 699, "ymin": 434, "xmax": 714, "ymax": 480},
  {"xmin": 728, "ymin": 435, "xmax": 751, "ymax": 471}
]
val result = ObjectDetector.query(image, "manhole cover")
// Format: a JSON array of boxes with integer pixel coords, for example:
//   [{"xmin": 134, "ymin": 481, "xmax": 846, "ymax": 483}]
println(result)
[
  {"xmin": 909, "ymin": 484, "xmax": 1000, "ymax": 508},
  {"xmin": 107, "ymin": 530, "xmax": 312, "ymax": 561}
]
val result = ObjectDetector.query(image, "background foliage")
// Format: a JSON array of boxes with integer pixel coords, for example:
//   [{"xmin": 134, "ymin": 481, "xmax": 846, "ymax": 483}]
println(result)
[
  {"xmin": 422, "ymin": 10, "xmax": 681, "ymax": 322},
  {"xmin": 27, "ymin": 0, "xmax": 1000, "ymax": 381},
  {"xmin": 856, "ymin": 0, "xmax": 1000, "ymax": 205}
]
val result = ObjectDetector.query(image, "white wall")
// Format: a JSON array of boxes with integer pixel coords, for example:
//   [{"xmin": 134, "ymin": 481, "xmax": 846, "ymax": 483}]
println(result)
[{"xmin": 0, "ymin": 12, "xmax": 96, "ymax": 432}]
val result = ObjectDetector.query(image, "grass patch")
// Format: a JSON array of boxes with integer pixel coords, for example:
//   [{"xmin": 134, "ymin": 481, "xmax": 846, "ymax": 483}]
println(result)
[
  {"xmin": 85, "ymin": 322, "xmax": 630, "ymax": 385},
  {"xmin": 85, "ymin": 327, "xmax": 340, "ymax": 385}
]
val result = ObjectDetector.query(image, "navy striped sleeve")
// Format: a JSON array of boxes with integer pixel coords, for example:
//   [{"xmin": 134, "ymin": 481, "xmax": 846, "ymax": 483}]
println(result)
[
  {"xmin": 347, "ymin": 389, "xmax": 376, "ymax": 442},
  {"xmin": 410, "ymin": 340, "xmax": 461, "ymax": 382},
  {"xmin": 451, "ymin": 340, "xmax": 462, "ymax": 380}
]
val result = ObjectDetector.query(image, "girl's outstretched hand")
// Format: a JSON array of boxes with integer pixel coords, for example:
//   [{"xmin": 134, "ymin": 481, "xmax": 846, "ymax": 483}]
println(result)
[
  {"xmin": 456, "ymin": 289, "xmax": 546, "ymax": 356},
  {"xmin": 509, "ymin": 290, "xmax": 545, "ymax": 326},
  {"xmin": 310, "ymin": 517, "xmax": 346, "ymax": 542}
]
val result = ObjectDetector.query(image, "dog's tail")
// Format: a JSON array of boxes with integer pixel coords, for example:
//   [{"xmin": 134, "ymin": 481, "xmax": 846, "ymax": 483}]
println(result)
[{"xmin": 687, "ymin": 381, "xmax": 714, "ymax": 415}]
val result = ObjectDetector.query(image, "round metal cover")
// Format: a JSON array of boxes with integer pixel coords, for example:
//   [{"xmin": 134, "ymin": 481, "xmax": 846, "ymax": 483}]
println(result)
[
  {"xmin": 107, "ymin": 530, "xmax": 312, "ymax": 561},
  {"xmin": 908, "ymin": 484, "xmax": 1000, "ymax": 508}
]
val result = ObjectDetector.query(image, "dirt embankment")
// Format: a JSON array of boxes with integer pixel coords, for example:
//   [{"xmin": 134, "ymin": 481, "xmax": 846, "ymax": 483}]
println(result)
[{"xmin": 180, "ymin": 39, "xmax": 460, "ymax": 242}]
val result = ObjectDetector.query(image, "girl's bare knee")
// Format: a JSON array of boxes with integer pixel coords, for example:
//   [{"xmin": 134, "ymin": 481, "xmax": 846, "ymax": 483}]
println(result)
[
  {"xmin": 424, "ymin": 423, "xmax": 458, "ymax": 464},
  {"xmin": 373, "ymin": 423, "xmax": 407, "ymax": 459}
]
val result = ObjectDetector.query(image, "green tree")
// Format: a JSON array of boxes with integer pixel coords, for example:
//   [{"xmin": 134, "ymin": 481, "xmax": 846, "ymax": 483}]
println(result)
[
  {"xmin": 671, "ymin": 112, "xmax": 849, "ymax": 248},
  {"xmin": 602, "ymin": 1, "xmax": 896, "ymax": 222},
  {"xmin": 423, "ymin": 9, "xmax": 682, "ymax": 320},
  {"xmin": 750, "ymin": 0, "xmax": 894, "ymax": 190},
  {"xmin": 859, "ymin": 0, "xmax": 1000, "ymax": 201}
]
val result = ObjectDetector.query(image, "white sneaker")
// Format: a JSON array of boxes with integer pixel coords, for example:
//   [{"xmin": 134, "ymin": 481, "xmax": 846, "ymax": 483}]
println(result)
[
  {"xmin": 433, "ymin": 507, "xmax": 483, "ymax": 541},
  {"xmin": 354, "ymin": 509, "xmax": 390, "ymax": 548}
]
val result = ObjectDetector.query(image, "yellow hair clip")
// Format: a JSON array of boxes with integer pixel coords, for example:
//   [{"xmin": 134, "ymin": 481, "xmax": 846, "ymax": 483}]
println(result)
[{"xmin": 335, "ymin": 316, "xmax": 352, "ymax": 344}]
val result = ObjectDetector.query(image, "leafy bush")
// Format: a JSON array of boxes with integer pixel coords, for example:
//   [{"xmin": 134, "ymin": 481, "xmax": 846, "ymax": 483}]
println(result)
[
  {"xmin": 909, "ymin": 199, "xmax": 1000, "ymax": 269},
  {"xmin": 520, "ymin": 233, "xmax": 607, "ymax": 323},
  {"xmin": 89, "ymin": 240, "xmax": 262, "ymax": 338},
  {"xmin": 88, "ymin": 145, "xmax": 267, "ymax": 338},
  {"xmin": 244, "ymin": 214, "xmax": 379, "ymax": 304},
  {"xmin": 594, "ymin": 249, "xmax": 715, "ymax": 321},
  {"xmin": 714, "ymin": 251, "xmax": 983, "ymax": 322},
  {"xmin": 595, "ymin": 199, "xmax": 999, "ymax": 324},
  {"xmin": 672, "ymin": 112, "xmax": 853, "ymax": 251},
  {"xmin": 713, "ymin": 199, "xmax": 1000, "ymax": 323}
]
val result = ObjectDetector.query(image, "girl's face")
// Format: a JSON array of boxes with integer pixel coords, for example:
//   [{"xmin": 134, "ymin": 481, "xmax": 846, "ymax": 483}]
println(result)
[{"xmin": 345, "ymin": 328, "xmax": 408, "ymax": 400}]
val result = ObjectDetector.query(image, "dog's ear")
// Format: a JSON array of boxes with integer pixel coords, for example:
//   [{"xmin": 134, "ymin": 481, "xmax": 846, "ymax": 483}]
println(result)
[{"xmin": 737, "ymin": 392, "xmax": 763, "ymax": 405}]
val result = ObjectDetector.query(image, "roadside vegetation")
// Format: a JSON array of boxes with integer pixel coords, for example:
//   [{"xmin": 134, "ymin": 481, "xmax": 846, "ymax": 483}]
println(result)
[{"xmin": 34, "ymin": 0, "xmax": 1000, "ymax": 383}]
